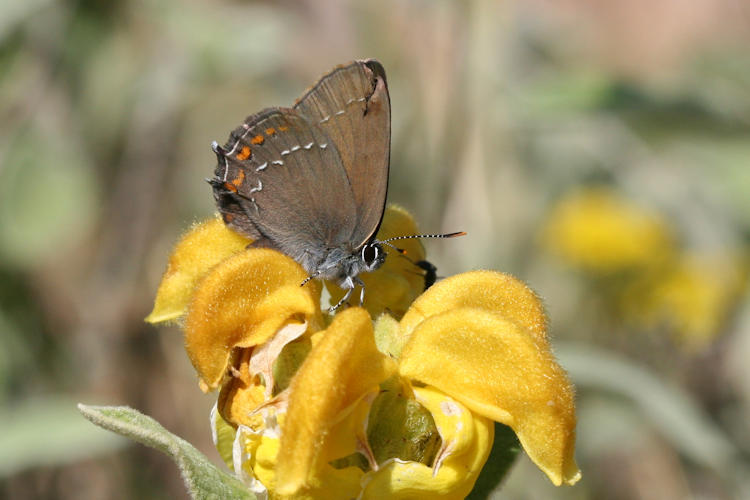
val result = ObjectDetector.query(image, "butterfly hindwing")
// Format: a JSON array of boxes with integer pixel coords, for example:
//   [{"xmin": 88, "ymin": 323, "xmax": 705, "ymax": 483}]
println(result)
[{"xmin": 211, "ymin": 107, "xmax": 359, "ymax": 270}]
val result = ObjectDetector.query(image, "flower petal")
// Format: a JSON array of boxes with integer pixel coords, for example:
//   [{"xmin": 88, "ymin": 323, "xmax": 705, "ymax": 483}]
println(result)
[
  {"xmin": 276, "ymin": 307, "xmax": 396, "ymax": 496},
  {"xmin": 185, "ymin": 248, "xmax": 323, "ymax": 389},
  {"xmin": 210, "ymin": 403, "xmax": 237, "ymax": 470},
  {"xmin": 400, "ymin": 270, "xmax": 549, "ymax": 345},
  {"xmin": 146, "ymin": 216, "xmax": 251, "ymax": 323},
  {"xmin": 249, "ymin": 322, "xmax": 308, "ymax": 398},
  {"xmin": 413, "ymin": 386, "xmax": 490, "ymax": 476},
  {"xmin": 373, "ymin": 313, "xmax": 403, "ymax": 358},
  {"xmin": 217, "ymin": 348, "xmax": 268, "ymax": 429},
  {"xmin": 374, "ymin": 205, "xmax": 428, "ymax": 295},
  {"xmin": 235, "ymin": 420, "xmax": 364, "ymax": 500},
  {"xmin": 360, "ymin": 386, "xmax": 492, "ymax": 500},
  {"xmin": 234, "ymin": 423, "xmax": 276, "ymax": 498},
  {"xmin": 399, "ymin": 308, "xmax": 580, "ymax": 486}
]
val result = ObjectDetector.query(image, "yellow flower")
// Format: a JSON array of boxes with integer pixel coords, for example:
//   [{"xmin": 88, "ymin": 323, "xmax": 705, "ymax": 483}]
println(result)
[
  {"xmin": 620, "ymin": 251, "xmax": 748, "ymax": 348},
  {"xmin": 392, "ymin": 271, "xmax": 580, "ymax": 487},
  {"xmin": 541, "ymin": 187, "xmax": 746, "ymax": 349},
  {"xmin": 541, "ymin": 187, "xmax": 674, "ymax": 273},
  {"xmin": 148, "ymin": 207, "xmax": 580, "ymax": 498}
]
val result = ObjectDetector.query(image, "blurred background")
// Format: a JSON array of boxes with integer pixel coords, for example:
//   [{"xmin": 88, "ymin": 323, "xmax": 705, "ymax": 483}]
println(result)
[{"xmin": 1, "ymin": 0, "xmax": 749, "ymax": 498}]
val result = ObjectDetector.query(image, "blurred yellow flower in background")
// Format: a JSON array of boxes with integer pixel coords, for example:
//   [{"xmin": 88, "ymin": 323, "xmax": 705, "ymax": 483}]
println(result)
[
  {"xmin": 621, "ymin": 252, "xmax": 748, "ymax": 348},
  {"xmin": 541, "ymin": 187, "xmax": 674, "ymax": 273},
  {"xmin": 147, "ymin": 207, "xmax": 580, "ymax": 498},
  {"xmin": 541, "ymin": 186, "xmax": 747, "ymax": 349}
]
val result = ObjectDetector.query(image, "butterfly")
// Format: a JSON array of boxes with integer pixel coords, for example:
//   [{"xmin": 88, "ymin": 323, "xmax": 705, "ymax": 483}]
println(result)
[{"xmin": 208, "ymin": 60, "xmax": 461, "ymax": 310}]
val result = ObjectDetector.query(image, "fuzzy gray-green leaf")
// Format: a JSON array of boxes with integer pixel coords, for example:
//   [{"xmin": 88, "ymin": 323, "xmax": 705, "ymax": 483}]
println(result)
[{"xmin": 78, "ymin": 404, "xmax": 254, "ymax": 500}]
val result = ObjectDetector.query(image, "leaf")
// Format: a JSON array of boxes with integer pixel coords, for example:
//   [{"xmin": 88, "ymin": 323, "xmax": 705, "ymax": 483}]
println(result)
[
  {"xmin": 466, "ymin": 423, "xmax": 521, "ymax": 499},
  {"xmin": 0, "ymin": 127, "xmax": 97, "ymax": 269},
  {"xmin": 78, "ymin": 404, "xmax": 254, "ymax": 500},
  {"xmin": 0, "ymin": 0, "xmax": 55, "ymax": 42}
]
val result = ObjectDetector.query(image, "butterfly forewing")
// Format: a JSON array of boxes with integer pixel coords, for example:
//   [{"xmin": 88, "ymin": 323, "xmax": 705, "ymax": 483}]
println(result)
[
  {"xmin": 294, "ymin": 60, "xmax": 391, "ymax": 249},
  {"xmin": 212, "ymin": 108, "xmax": 359, "ymax": 270}
]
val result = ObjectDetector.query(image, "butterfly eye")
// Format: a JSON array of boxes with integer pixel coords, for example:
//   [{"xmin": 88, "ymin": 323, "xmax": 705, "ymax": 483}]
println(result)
[{"xmin": 362, "ymin": 244, "xmax": 379, "ymax": 266}]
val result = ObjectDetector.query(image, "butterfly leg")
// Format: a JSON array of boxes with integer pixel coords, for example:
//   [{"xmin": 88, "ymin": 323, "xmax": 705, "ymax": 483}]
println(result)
[
  {"xmin": 300, "ymin": 270, "xmax": 321, "ymax": 288},
  {"xmin": 329, "ymin": 288, "xmax": 352, "ymax": 312},
  {"xmin": 355, "ymin": 277, "xmax": 366, "ymax": 306},
  {"xmin": 329, "ymin": 276, "xmax": 355, "ymax": 312}
]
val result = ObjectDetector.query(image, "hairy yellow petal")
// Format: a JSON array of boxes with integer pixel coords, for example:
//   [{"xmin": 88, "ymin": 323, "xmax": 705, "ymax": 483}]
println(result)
[
  {"xmin": 276, "ymin": 307, "xmax": 396, "ymax": 496},
  {"xmin": 399, "ymin": 308, "xmax": 580, "ymax": 486},
  {"xmin": 400, "ymin": 270, "xmax": 549, "ymax": 345},
  {"xmin": 184, "ymin": 249, "xmax": 322, "ymax": 389},
  {"xmin": 146, "ymin": 216, "xmax": 251, "ymax": 323}
]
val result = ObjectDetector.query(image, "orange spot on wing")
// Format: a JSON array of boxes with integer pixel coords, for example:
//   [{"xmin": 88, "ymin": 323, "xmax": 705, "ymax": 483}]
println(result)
[
  {"xmin": 223, "ymin": 182, "xmax": 238, "ymax": 193},
  {"xmin": 223, "ymin": 213, "xmax": 235, "ymax": 223},
  {"xmin": 251, "ymin": 135, "xmax": 265, "ymax": 145},
  {"xmin": 231, "ymin": 170, "xmax": 245, "ymax": 187},
  {"xmin": 237, "ymin": 146, "xmax": 251, "ymax": 161},
  {"xmin": 265, "ymin": 127, "xmax": 276, "ymax": 136},
  {"xmin": 278, "ymin": 125, "xmax": 289, "ymax": 132}
]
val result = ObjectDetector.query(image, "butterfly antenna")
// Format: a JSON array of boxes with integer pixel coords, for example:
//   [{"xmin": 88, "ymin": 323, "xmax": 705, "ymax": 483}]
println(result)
[
  {"xmin": 381, "ymin": 231, "xmax": 466, "ymax": 244},
  {"xmin": 380, "ymin": 241, "xmax": 407, "ymax": 254}
]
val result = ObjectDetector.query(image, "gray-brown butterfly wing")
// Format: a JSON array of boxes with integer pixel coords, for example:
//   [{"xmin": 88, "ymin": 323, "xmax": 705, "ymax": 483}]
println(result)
[
  {"xmin": 293, "ymin": 59, "xmax": 390, "ymax": 250},
  {"xmin": 210, "ymin": 107, "xmax": 359, "ymax": 273}
]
